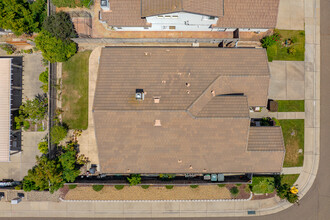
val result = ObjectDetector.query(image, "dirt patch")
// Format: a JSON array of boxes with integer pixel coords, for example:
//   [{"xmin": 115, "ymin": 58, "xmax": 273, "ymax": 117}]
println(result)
[
  {"xmin": 285, "ymin": 138, "xmax": 300, "ymax": 166},
  {"xmin": 64, "ymin": 185, "xmax": 231, "ymax": 201},
  {"xmin": 225, "ymin": 184, "xmax": 251, "ymax": 200}
]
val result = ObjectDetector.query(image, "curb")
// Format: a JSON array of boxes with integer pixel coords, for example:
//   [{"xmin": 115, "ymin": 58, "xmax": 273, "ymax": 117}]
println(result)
[{"xmin": 59, "ymin": 192, "xmax": 253, "ymax": 203}]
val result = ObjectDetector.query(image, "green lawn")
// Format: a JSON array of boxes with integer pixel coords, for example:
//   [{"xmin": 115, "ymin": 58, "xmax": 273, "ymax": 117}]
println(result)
[
  {"xmin": 279, "ymin": 120, "xmax": 304, "ymax": 167},
  {"xmin": 62, "ymin": 50, "xmax": 91, "ymax": 130},
  {"xmin": 251, "ymin": 176, "xmax": 275, "ymax": 194},
  {"xmin": 267, "ymin": 30, "xmax": 305, "ymax": 62},
  {"xmin": 281, "ymin": 174, "xmax": 300, "ymax": 187},
  {"xmin": 277, "ymin": 100, "xmax": 305, "ymax": 112}
]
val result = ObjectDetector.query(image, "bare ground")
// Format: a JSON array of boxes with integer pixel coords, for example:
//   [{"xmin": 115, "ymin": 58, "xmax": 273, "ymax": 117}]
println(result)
[{"xmin": 63, "ymin": 185, "xmax": 231, "ymax": 200}]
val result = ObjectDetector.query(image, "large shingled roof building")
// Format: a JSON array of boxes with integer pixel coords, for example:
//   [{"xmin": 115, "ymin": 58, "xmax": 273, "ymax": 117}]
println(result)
[
  {"xmin": 93, "ymin": 47, "xmax": 285, "ymax": 175},
  {"xmin": 99, "ymin": 0, "xmax": 279, "ymax": 32}
]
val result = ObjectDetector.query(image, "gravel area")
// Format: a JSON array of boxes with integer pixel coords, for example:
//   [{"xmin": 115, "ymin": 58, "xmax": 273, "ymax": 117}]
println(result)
[
  {"xmin": 0, "ymin": 190, "xmax": 60, "ymax": 202},
  {"xmin": 64, "ymin": 185, "xmax": 231, "ymax": 200}
]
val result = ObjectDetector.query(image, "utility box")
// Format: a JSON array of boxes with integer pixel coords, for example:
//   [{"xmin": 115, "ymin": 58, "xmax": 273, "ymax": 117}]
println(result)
[{"xmin": 11, "ymin": 197, "xmax": 22, "ymax": 204}]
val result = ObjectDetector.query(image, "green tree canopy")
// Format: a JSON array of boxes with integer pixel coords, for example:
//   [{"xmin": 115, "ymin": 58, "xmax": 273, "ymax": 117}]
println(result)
[
  {"xmin": 23, "ymin": 156, "xmax": 64, "ymax": 193},
  {"xmin": 39, "ymin": 67, "xmax": 48, "ymax": 84},
  {"xmin": 50, "ymin": 125, "xmax": 68, "ymax": 144},
  {"xmin": 19, "ymin": 94, "xmax": 48, "ymax": 122},
  {"xmin": 127, "ymin": 174, "xmax": 142, "ymax": 186},
  {"xmin": 0, "ymin": 0, "xmax": 46, "ymax": 35},
  {"xmin": 23, "ymin": 142, "xmax": 83, "ymax": 193},
  {"xmin": 38, "ymin": 140, "xmax": 48, "ymax": 154},
  {"xmin": 35, "ymin": 31, "xmax": 77, "ymax": 63},
  {"xmin": 42, "ymin": 12, "xmax": 77, "ymax": 41}
]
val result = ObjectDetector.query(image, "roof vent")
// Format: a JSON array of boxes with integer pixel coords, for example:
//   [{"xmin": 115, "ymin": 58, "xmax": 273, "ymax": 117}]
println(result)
[
  {"xmin": 178, "ymin": 159, "xmax": 182, "ymax": 163},
  {"xmin": 154, "ymin": 120, "xmax": 161, "ymax": 126},
  {"xmin": 211, "ymin": 90, "xmax": 216, "ymax": 97},
  {"xmin": 186, "ymin": 90, "xmax": 190, "ymax": 94},
  {"xmin": 135, "ymin": 89, "xmax": 144, "ymax": 100},
  {"xmin": 189, "ymin": 165, "xmax": 193, "ymax": 170},
  {"xmin": 162, "ymin": 80, "xmax": 166, "ymax": 84},
  {"xmin": 185, "ymin": 82, "xmax": 190, "ymax": 87},
  {"xmin": 154, "ymin": 97, "xmax": 160, "ymax": 103},
  {"xmin": 126, "ymin": 169, "xmax": 130, "ymax": 173}
]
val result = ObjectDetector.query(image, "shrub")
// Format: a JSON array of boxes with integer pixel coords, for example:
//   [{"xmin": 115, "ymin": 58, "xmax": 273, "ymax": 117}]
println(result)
[
  {"xmin": 190, "ymin": 185, "xmax": 199, "ymax": 188},
  {"xmin": 166, "ymin": 185, "xmax": 174, "ymax": 189},
  {"xmin": 288, "ymin": 46, "xmax": 296, "ymax": 55},
  {"xmin": 230, "ymin": 186, "xmax": 239, "ymax": 196},
  {"xmin": 15, "ymin": 185, "xmax": 22, "ymax": 190},
  {"xmin": 38, "ymin": 141, "xmax": 48, "ymax": 154},
  {"xmin": 35, "ymin": 30, "xmax": 77, "ymax": 63},
  {"xmin": 218, "ymin": 184, "xmax": 226, "ymax": 187},
  {"xmin": 245, "ymin": 185, "xmax": 251, "ymax": 193},
  {"xmin": 19, "ymin": 95, "xmax": 48, "ymax": 122},
  {"xmin": 23, "ymin": 120, "xmax": 30, "ymax": 130},
  {"xmin": 159, "ymin": 173, "xmax": 176, "ymax": 180},
  {"xmin": 127, "ymin": 174, "xmax": 141, "ymax": 186},
  {"xmin": 272, "ymin": 117, "xmax": 281, "ymax": 126},
  {"xmin": 236, "ymin": 184, "xmax": 242, "ymax": 186},
  {"xmin": 261, "ymin": 32, "xmax": 281, "ymax": 48},
  {"xmin": 92, "ymin": 185, "xmax": 104, "ymax": 192},
  {"xmin": 39, "ymin": 68, "xmax": 48, "ymax": 84},
  {"xmin": 0, "ymin": 44, "xmax": 16, "ymax": 54},
  {"xmin": 52, "ymin": 0, "xmax": 94, "ymax": 8},
  {"xmin": 50, "ymin": 125, "xmax": 68, "ymax": 144},
  {"xmin": 141, "ymin": 185, "xmax": 149, "ymax": 189},
  {"xmin": 115, "ymin": 185, "xmax": 124, "ymax": 190},
  {"xmin": 23, "ymin": 49, "xmax": 33, "ymax": 54},
  {"xmin": 68, "ymin": 184, "xmax": 77, "ymax": 189}
]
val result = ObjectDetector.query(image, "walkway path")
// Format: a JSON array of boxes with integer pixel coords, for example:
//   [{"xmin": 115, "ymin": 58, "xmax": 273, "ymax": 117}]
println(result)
[{"xmin": 281, "ymin": 167, "xmax": 303, "ymax": 174}]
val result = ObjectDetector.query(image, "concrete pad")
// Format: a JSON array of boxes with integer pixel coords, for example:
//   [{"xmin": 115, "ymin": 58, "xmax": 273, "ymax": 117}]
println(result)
[
  {"xmin": 287, "ymin": 62, "xmax": 305, "ymax": 81},
  {"xmin": 22, "ymin": 54, "xmax": 45, "ymax": 100},
  {"xmin": 277, "ymin": 0, "xmax": 305, "ymax": 30},
  {"xmin": 305, "ymin": 23, "xmax": 316, "ymax": 44},
  {"xmin": 305, "ymin": 71, "xmax": 315, "ymax": 99},
  {"xmin": 152, "ymin": 202, "xmax": 180, "ymax": 217},
  {"xmin": 68, "ymin": 202, "xmax": 94, "ymax": 211},
  {"xmin": 296, "ymin": 112, "xmax": 305, "ymax": 119},
  {"xmin": 315, "ymin": 45, "xmax": 320, "ymax": 72},
  {"xmin": 305, "ymin": 0, "xmax": 315, "ymax": 18},
  {"xmin": 269, "ymin": 62, "xmax": 287, "ymax": 80},
  {"xmin": 94, "ymin": 202, "xmax": 124, "ymax": 212},
  {"xmin": 305, "ymin": 100, "xmax": 315, "ymax": 128},
  {"xmin": 269, "ymin": 80, "xmax": 287, "ymax": 99},
  {"xmin": 305, "ymin": 44, "xmax": 315, "ymax": 63},
  {"xmin": 287, "ymin": 81, "xmax": 305, "ymax": 99},
  {"xmin": 305, "ymin": 62, "xmax": 314, "ymax": 72}
]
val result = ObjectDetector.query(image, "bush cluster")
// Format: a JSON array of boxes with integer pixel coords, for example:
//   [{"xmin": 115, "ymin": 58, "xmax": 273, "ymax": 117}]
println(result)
[{"xmin": 261, "ymin": 31, "xmax": 281, "ymax": 48}]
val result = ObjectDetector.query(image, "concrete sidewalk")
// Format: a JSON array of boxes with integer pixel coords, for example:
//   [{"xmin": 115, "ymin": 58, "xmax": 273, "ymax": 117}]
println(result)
[{"xmin": 282, "ymin": 167, "xmax": 303, "ymax": 174}]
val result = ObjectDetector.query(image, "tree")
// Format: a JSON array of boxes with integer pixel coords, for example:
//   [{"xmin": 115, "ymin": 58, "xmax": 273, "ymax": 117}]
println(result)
[
  {"xmin": 50, "ymin": 125, "xmax": 68, "ymax": 144},
  {"xmin": 23, "ymin": 156, "xmax": 64, "ymax": 193},
  {"xmin": 42, "ymin": 12, "xmax": 77, "ymax": 41},
  {"xmin": 38, "ymin": 141, "xmax": 48, "ymax": 154},
  {"xmin": 35, "ymin": 30, "xmax": 77, "ymax": 63},
  {"xmin": 0, "ymin": 0, "xmax": 45, "ymax": 35},
  {"xmin": 39, "ymin": 68, "xmax": 48, "ymax": 84},
  {"xmin": 127, "ymin": 174, "xmax": 141, "ymax": 186},
  {"xmin": 58, "ymin": 145, "xmax": 80, "ymax": 182},
  {"xmin": 19, "ymin": 94, "xmax": 48, "ymax": 122}
]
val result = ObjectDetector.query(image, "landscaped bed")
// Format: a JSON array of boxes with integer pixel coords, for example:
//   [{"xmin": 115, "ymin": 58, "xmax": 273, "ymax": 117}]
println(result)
[
  {"xmin": 62, "ymin": 50, "xmax": 91, "ymax": 130},
  {"xmin": 63, "ymin": 185, "xmax": 232, "ymax": 200},
  {"xmin": 277, "ymin": 100, "xmax": 305, "ymax": 112},
  {"xmin": 279, "ymin": 119, "xmax": 304, "ymax": 167},
  {"xmin": 263, "ymin": 30, "xmax": 305, "ymax": 62}
]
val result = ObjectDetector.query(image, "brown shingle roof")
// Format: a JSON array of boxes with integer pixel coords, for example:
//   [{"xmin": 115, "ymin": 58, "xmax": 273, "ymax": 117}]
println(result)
[
  {"xmin": 215, "ymin": 0, "xmax": 279, "ymax": 28},
  {"xmin": 141, "ymin": 0, "xmax": 224, "ymax": 17},
  {"xmin": 94, "ymin": 111, "xmax": 284, "ymax": 173},
  {"xmin": 94, "ymin": 47, "xmax": 270, "ymax": 111},
  {"xmin": 248, "ymin": 127, "xmax": 285, "ymax": 151},
  {"xmin": 196, "ymin": 96, "xmax": 249, "ymax": 118},
  {"xmin": 93, "ymin": 47, "xmax": 284, "ymax": 174},
  {"xmin": 101, "ymin": 0, "xmax": 150, "ymax": 27}
]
